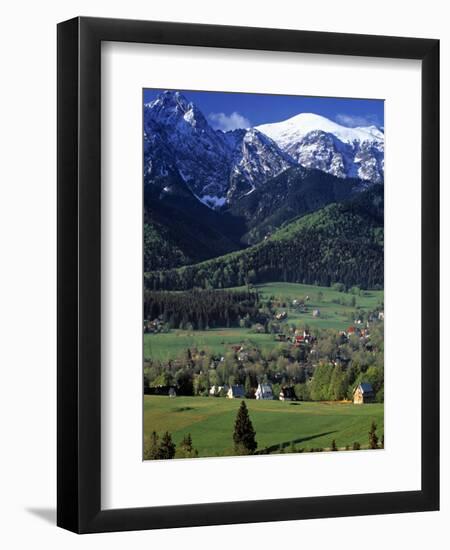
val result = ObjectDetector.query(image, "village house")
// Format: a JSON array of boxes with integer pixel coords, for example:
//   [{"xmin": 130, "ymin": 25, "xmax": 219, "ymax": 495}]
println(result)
[
  {"xmin": 279, "ymin": 386, "xmax": 298, "ymax": 401},
  {"xmin": 353, "ymin": 382, "xmax": 375, "ymax": 404},
  {"xmin": 293, "ymin": 329, "xmax": 315, "ymax": 347},
  {"xmin": 227, "ymin": 385, "xmax": 245, "ymax": 399},
  {"xmin": 144, "ymin": 317, "xmax": 165, "ymax": 334},
  {"xmin": 346, "ymin": 325, "xmax": 359, "ymax": 337},
  {"xmin": 359, "ymin": 327, "xmax": 370, "ymax": 338},
  {"xmin": 293, "ymin": 334, "xmax": 305, "ymax": 347},
  {"xmin": 255, "ymin": 383, "xmax": 274, "ymax": 400},
  {"xmin": 275, "ymin": 311, "xmax": 288, "ymax": 321},
  {"xmin": 312, "ymin": 308, "xmax": 320, "ymax": 318},
  {"xmin": 209, "ymin": 384, "xmax": 229, "ymax": 396}
]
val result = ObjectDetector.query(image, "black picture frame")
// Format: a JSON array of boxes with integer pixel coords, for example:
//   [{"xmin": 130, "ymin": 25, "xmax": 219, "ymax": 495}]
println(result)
[{"xmin": 57, "ymin": 16, "xmax": 439, "ymax": 533}]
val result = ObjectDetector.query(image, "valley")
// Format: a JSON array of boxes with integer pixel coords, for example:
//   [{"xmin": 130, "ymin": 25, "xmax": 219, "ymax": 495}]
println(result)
[{"xmin": 142, "ymin": 89, "xmax": 385, "ymax": 460}]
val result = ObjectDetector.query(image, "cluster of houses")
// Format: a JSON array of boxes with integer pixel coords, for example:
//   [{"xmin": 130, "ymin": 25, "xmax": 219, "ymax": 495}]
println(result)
[
  {"xmin": 147, "ymin": 380, "xmax": 376, "ymax": 404},
  {"xmin": 338, "ymin": 325, "xmax": 373, "ymax": 349},
  {"xmin": 144, "ymin": 317, "xmax": 166, "ymax": 334},
  {"xmin": 148, "ymin": 380, "xmax": 375, "ymax": 404},
  {"xmin": 274, "ymin": 329, "xmax": 317, "ymax": 348},
  {"xmin": 292, "ymin": 329, "xmax": 316, "ymax": 347},
  {"xmin": 224, "ymin": 383, "xmax": 297, "ymax": 401}
]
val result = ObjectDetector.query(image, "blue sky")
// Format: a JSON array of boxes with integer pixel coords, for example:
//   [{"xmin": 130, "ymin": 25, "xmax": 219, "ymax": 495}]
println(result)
[{"xmin": 143, "ymin": 88, "xmax": 384, "ymax": 131}]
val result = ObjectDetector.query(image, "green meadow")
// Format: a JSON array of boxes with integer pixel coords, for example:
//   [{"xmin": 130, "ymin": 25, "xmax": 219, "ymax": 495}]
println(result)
[
  {"xmin": 252, "ymin": 282, "xmax": 383, "ymax": 330},
  {"xmin": 144, "ymin": 395, "xmax": 384, "ymax": 457}
]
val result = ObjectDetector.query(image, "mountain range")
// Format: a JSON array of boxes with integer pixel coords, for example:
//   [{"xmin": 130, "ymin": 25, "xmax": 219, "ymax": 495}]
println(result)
[
  {"xmin": 143, "ymin": 90, "xmax": 384, "ymax": 276},
  {"xmin": 144, "ymin": 90, "xmax": 384, "ymax": 209}
]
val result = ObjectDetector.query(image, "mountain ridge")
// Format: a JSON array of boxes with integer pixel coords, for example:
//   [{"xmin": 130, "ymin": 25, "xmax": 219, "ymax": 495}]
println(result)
[{"xmin": 144, "ymin": 91, "xmax": 384, "ymax": 209}]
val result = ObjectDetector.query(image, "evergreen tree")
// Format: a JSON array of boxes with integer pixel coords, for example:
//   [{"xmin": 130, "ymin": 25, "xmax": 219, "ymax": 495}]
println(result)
[
  {"xmin": 331, "ymin": 439, "xmax": 338, "ymax": 451},
  {"xmin": 144, "ymin": 431, "xmax": 160, "ymax": 460},
  {"xmin": 180, "ymin": 433, "xmax": 193, "ymax": 453},
  {"xmin": 368, "ymin": 421, "xmax": 379, "ymax": 449},
  {"xmin": 233, "ymin": 401, "xmax": 257, "ymax": 455},
  {"xmin": 352, "ymin": 441, "xmax": 361, "ymax": 451},
  {"xmin": 176, "ymin": 433, "xmax": 198, "ymax": 459},
  {"xmin": 159, "ymin": 431, "xmax": 176, "ymax": 459}
]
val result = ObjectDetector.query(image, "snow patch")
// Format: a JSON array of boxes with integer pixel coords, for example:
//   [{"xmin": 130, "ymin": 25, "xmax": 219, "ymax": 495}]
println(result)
[{"xmin": 197, "ymin": 194, "xmax": 227, "ymax": 209}]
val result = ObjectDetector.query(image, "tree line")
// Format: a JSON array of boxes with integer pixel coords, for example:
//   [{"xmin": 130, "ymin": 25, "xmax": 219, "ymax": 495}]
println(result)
[{"xmin": 144, "ymin": 288, "xmax": 263, "ymax": 330}]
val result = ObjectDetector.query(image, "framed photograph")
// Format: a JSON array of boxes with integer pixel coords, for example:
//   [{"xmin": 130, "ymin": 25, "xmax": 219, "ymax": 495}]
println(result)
[{"xmin": 57, "ymin": 17, "xmax": 439, "ymax": 533}]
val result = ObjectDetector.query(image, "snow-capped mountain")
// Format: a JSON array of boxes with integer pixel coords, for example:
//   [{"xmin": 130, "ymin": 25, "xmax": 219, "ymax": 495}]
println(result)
[
  {"xmin": 144, "ymin": 91, "xmax": 292, "ymax": 208},
  {"xmin": 256, "ymin": 113, "xmax": 384, "ymax": 183},
  {"xmin": 144, "ymin": 91, "xmax": 384, "ymax": 210},
  {"xmin": 144, "ymin": 91, "xmax": 231, "ymax": 200}
]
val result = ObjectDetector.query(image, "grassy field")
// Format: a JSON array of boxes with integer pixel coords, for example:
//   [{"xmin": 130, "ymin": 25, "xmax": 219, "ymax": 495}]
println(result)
[
  {"xmin": 252, "ymin": 282, "xmax": 383, "ymax": 330},
  {"xmin": 144, "ymin": 282, "xmax": 384, "ymax": 361},
  {"xmin": 144, "ymin": 327, "xmax": 275, "ymax": 361},
  {"xmin": 144, "ymin": 395, "xmax": 384, "ymax": 457}
]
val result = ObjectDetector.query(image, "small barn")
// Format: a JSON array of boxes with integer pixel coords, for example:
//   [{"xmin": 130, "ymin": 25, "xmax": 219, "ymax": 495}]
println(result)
[
  {"xmin": 227, "ymin": 385, "xmax": 245, "ymax": 399},
  {"xmin": 255, "ymin": 383, "xmax": 273, "ymax": 400},
  {"xmin": 279, "ymin": 386, "xmax": 298, "ymax": 401},
  {"xmin": 353, "ymin": 382, "xmax": 375, "ymax": 404}
]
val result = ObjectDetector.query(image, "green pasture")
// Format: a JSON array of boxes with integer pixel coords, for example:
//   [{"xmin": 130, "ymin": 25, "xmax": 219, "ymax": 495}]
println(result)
[
  {"xmin": 144, "ymin": 395, "xmax": 384, "ymax": 457},
  {"xmin": 251, "ymin": 282, "xmax": 383, "ymax": 331}
]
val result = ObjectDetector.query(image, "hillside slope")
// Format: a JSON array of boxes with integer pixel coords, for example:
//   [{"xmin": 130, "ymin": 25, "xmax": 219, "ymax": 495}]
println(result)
[
  {"xmin": 227, "ymin": 165, "xmax": 362, "ymax": 244},
  {"xmin": 144, "ymin": 185, "xmax": 384, "ymax": 291}
]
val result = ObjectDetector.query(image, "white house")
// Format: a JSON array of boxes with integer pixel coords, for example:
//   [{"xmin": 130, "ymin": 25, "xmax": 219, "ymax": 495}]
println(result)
[
  {"xmin": 210, "ymin": 384, "xmax": 229, "ymax": 396},
  {"xmin": 227, "ymin": 385, "xmax": 245, "ymax": 399},
  {"xmin": 255, "ymin": 383, "xmax": 273, "ymax": 400}
]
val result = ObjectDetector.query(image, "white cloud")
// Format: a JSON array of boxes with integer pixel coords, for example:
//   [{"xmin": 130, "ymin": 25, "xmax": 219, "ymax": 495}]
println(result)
[
  {"xmin": 335, "ymin": 113, "xmax": 380, "ymax": 128},
  {"xmin": 208, "ymin": 111, "xmax": 251, "ymax": 131}
]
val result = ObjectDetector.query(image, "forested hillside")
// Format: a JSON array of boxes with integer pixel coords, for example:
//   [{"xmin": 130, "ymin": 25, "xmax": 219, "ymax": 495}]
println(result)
[{"xmin": 144, "ymin": 185, "xmax": 384, "ymax": 291}]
